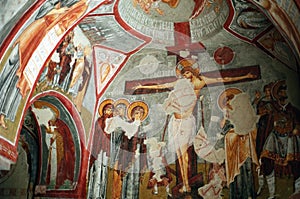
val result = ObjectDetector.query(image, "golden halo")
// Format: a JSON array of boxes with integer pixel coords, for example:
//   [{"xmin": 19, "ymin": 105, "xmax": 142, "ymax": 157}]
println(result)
[
  {"xmin": 127, "ymin": 101, "xmax": 149, "ymax": 121},
  {"xmin": 217, "ymin": 87, "xmax": 242, "ymax": 110},
  {"xmin": 113, "ymin": 98, "xmax": 130, "ymax": 109},
  {"xmin": 33, "ymin": 100, "xmax": 60, "ymax": 118},
  {"xmin": 271, "ymin": 80, "xmax": 286, "ymax": 101},
  {"xmin": 98, "ymin": 99, "xmax": 114, "ymax": 117},
  {"xmin": 175, "ymin": 58, "xmax": 199, "ymax": 77}
]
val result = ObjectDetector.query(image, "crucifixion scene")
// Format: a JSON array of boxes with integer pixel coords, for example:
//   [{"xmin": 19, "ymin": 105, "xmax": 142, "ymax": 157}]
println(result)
[{"xmin": 0, "ymin": 0, "xmax": 300, "ymax": 198}]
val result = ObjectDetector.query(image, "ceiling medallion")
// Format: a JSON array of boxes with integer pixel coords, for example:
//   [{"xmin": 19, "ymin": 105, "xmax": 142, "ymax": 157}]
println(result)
[{"xmin": 213, "ymin": 46, "xmax": 235, "ymax": 66}]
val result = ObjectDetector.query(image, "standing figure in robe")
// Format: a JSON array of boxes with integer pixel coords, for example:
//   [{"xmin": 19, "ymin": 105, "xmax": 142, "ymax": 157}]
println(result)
[
  {"xmin": 93, "ymin": 99, "xmax": 114, "ymax": 161},
  {"xmin": 252, "ymin": 82, "xmax": 275, "ymax": 195},
  {"xmin": 68, "ymin": 44, "xmax": 85, "ymax": 97},
  {"xmin": 0, "ymin": 0, "xmax": 89, "ymax": 129},
  {"xmin": 104, "ymin": 100, "xmax": 149, "ymax": 199},
  {"xmin": 0, "ymin": 46, "xmax": 21, "ymax": 129},
  {"xmin": 260, "ymin": 80, "xmax": 300, "ymax": 199},
  {"xmin": 89, "ymin": 99, "xmax": 114, "ymax": 198},
  {"xmin": 73, "ymin": 45, "xmax": 92, "ymax": 114},
  {"xmin": 31, "ymin": 100, "xmax": 76, "ymax": 189},
  {"xmin": 218, "ymin": 88, "xmax": 259, "ymax": 199},
  {"xmin": 110, "ymin": 99, "xmax": 130, "ymax": 199},
  {"xmin": 134, "ymin": 58, "xmax": 257, "ymax": 193},
  {"xmin": 57, "ymin": 31, "xmax": 75, "ymax": 90},
  {"xmin": 45, "ymin": 117, "xmax": 76, "ymax": 189},
  {"xmin": 121, "ymin": 101, "xmax": 149, "ymax": 199}
]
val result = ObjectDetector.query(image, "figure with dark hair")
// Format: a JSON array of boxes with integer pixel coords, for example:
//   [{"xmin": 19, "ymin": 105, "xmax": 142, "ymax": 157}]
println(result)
[
  {"xmin": 89, "ymin": 99, "xmax": 114, "ymax": 199},
  {"xmin": 92, "ymin": 99, "xmax": 114, "ymax": 163},
  {"xmin": 260, "ymin": 80, "xmax": 300, "ymax": 199},
  {"xmin": 134, "ymin": 58, "xmax": 256, "ymax": 193},
  {"xmin": 58, "ymin": 31, "xmax": 76, "ymax": 91},
  {"xmin": 252, "ymin": 82, "xmax": 275, "ymax": 195}
]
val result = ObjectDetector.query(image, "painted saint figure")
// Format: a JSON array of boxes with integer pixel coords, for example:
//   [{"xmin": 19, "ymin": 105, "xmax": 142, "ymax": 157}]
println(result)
[
  {"xmin": 104, "ymin": 100, "xmax": 149, "ymax": 199},
  {"xmin": 252, "ymin": 82, "xmax": 275, "ymax": 195},
  {"xmin": 260, "ymin": 80, "xmax": 300, "ymax": 199},
  {"xmin": 134, "ymin": 58, "xmax": 257, "ymax": 193},
  {"xmin": 0, "ymin": 46, "xmax": 21, "ymax": 129},
  {"xmin": 0, "ymin": 0, "xmax": 89, "ymax": 129},
  {"xmin": 31, "ymin": 100, "xmax": 76, "ymax": 189},
  {"xmin": 73, "ymin": 45, "xmax": 92, "ymax": 113},
  {"xmin": 45, "ymin": 117, "xmax": 76, "ymax": 189},
  {"xmin": 89, "ymin": 99, "xmax": 114, "ymax": 199},
  {"xmin": 218, "ymin": 88, "xmax": 259, "ymax": 199},
  {"xmin": 110, "ymin": 99, "xmax": 130, "ymax": 199},
  {"xmin": 120, "ymin": 101, "xmax": 148, "ymax": 199}
]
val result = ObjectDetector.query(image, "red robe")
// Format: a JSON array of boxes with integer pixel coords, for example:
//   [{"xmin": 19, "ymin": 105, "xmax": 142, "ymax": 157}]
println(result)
[
  {"xmin": 47, "ymin": 119, "xmax": 76, "ymax": 189},
  {"xmin": 91, "ymin": 114, "xmax": 112, "ymax": 163},
  {"xmin": 14, "ymin": 0, "xmax": 88, "ymax": 97}
]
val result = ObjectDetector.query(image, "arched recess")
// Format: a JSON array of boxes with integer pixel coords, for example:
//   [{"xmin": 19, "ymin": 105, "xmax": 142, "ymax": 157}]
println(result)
[
  {"xmin": 0, "ymin": 90, "xmax": 88, "ymax": 198},
  {"xmin": 0, "ymin": 0, "xmax": 110, "ymax": 169},
  {"xmin": 28, "ymin": 91, "xmax": 88, "ymax": 198}
]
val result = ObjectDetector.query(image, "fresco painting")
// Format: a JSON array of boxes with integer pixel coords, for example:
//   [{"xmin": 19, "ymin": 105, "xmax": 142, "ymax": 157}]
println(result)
[
  {"xmin": 0, "ymin": 0, "xmax": 106, "ymax": 146},
  {"xmin": 0, "ymin": 0, "xmax": 300, "ymax": 198},
  {"xmin": 29, "ymin": 96, "xmax": 81, "ymax": 192},
  {"xmin": 94, "ymin": 47, "xmax": 127, "ymax": 95}
]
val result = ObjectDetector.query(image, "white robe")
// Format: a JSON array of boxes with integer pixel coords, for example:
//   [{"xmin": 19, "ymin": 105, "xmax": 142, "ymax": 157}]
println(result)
[{"xmin": 163, "ymin": 78, "xmax": 197, "ymax": 163}]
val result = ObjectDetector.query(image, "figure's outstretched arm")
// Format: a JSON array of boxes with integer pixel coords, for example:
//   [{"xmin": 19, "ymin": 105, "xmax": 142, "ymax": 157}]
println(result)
[
  {"xmin": 202, "ymin": 72, "xmax": 256, "ymax": 85},
  {"xmin": 133, "ymin": 80, "xmax": 176, "ymax": 90}
]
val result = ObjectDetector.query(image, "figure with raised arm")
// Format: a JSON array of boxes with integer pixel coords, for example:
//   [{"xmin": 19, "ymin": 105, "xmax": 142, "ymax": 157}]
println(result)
[{"xmin": 134, "ymin": 58, "xmax": 256, "ymax": 193}]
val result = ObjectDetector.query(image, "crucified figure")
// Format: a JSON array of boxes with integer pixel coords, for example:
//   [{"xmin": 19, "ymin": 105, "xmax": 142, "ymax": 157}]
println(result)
[{"xmin": 134, "ymin": 58, "xmax": 256, "ymax": 193}]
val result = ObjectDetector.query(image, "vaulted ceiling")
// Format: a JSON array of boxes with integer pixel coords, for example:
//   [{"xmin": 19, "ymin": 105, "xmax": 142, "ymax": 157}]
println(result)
[{"xmin": 0, "ymin": 0, "xmax": 299, "ymax": 196}]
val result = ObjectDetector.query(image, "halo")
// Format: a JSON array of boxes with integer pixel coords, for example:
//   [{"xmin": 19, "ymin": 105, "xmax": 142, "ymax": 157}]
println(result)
[
  {"xmin": 217, "ymin": 87, "xmax": 242, "ymax": 110},
  {"xmin": 113, "ymin": 98, "xmax": 130, "ymax": 109},
  {"xmin": 32, "ymin": 100, "xmax": 60, "ymax": 118},
  {"xmin": 175, "ymin": 58, "xmax": 199, "ymax": 77},
  {"xmin": 271, "ymin": 80, "xmax": 286, "ymax": 101},
  {"xmin": 98, "ymin": 99, "xmax": 114, "ymax": 117},
  {"xmin": 127, "ymin": 101, "xmax": 149, "ymax": 121}
]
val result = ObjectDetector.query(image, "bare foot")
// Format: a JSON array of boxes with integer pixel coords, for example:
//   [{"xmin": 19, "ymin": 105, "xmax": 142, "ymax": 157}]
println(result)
[{"xmin": 179, "ymin": 185, "xmax": 191, "ymax": 193}]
